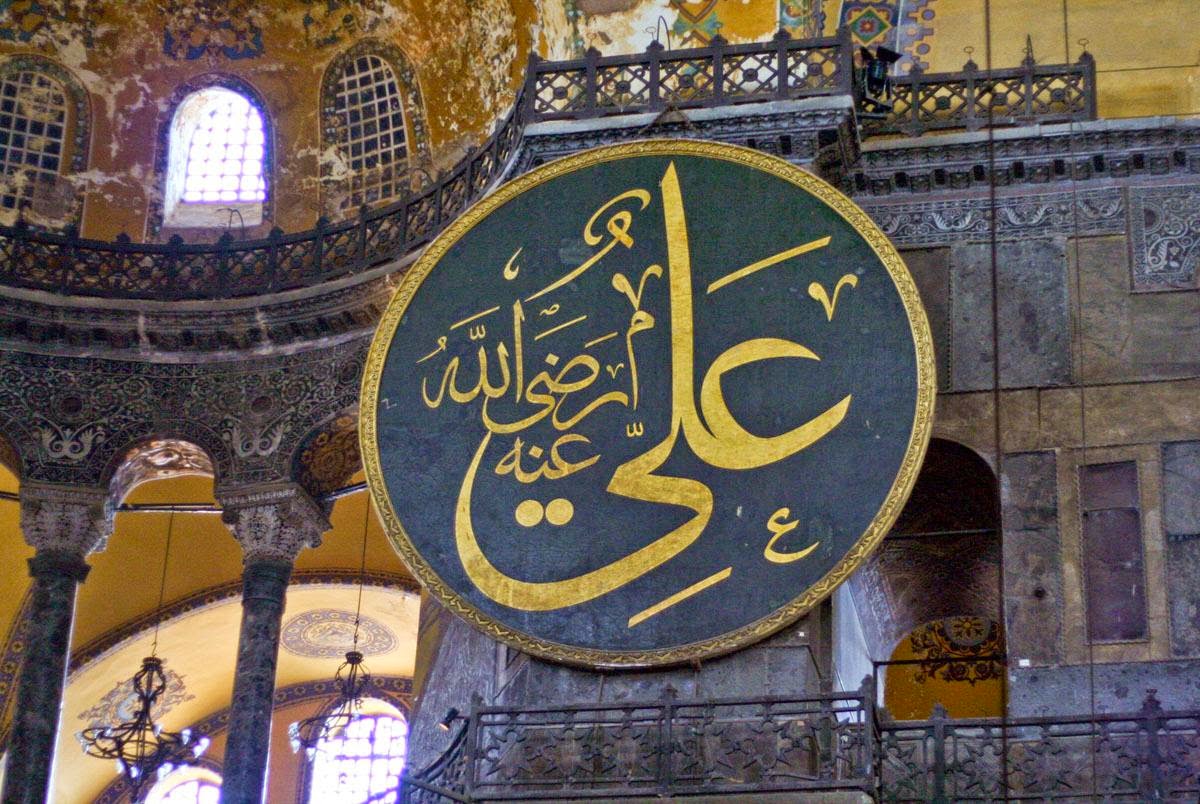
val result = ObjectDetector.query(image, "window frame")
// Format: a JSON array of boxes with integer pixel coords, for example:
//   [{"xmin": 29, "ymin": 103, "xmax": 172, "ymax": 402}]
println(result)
[
  {"xmin": 298, "ymin": 696, "xmax": 411, "ymax": 804},
  {"xmin": 143, "ymin": 764, "xmax": 223, "ymax": 804},
  {"xmin": 0, "ymin": 54, "xmax": 90, "ymax": 230},
  {"xmin": 162, "ymin": 86, "xmax": 267, "ymax": 228},
  {"xmin": 319, "ymin": 39, "xmax": 430, "ymax": 217},
  {"xmin": 151, "ymin": 75, "xmax": 273, "ymax": 238}
]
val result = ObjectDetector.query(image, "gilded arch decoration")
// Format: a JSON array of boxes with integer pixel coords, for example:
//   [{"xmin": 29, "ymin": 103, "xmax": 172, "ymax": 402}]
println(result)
[{"xmin": 319, "ymin": 38, "xmax": 430, "ymax": 216}]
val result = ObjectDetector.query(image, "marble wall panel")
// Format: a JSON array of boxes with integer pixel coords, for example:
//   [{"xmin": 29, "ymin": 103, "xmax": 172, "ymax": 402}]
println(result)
[
  {"xmin": 1163, "ymin": 440, "xmax": 1200, "ymax": 657},
  {"xmin": 950, "ymin": 239, "xmax": 1071, "ymax": 392},
  {"xmin": 1001, "ymin": 451, "xmax": 1065, "ymax": 666},
  {"xmin": 1075, "ymin": 235, "xmax": 1200, "ymax": 385}
]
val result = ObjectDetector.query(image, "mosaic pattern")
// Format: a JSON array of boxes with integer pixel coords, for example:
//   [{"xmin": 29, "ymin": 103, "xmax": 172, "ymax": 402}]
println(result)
[
  {"xmin": 76, "ymin": 664, "xmax": 194, "ymax": 728},
  {"xmin": 779, "ymin": 0, "xmax": 824, "ymax": 38},
  {"xmin": 896, "ymin": 0, "xmax": 935, "ymax": 72},
  {"xmin": 0, "ymin": 0, "xmax": 90, "ymax": 49},
  {"xmin": 295, "ymin": 412, "xmax": 361, "ymax": 496},
  {"xmin": 670, "ymin": 0, "xmax": 723, "ymax": 47},
  {"xmin": 1128, "ymin": 184, "xmax": 1200, "ymax": 290},
  {"xmin": 909, "ymin": 617, "xmax": 1004, "ymax": 685},
  {"xmin": 302, "ymin": 0, "xmax": 386, "ymax": 48},
  {"xmin": 162, "ymin": 0, "xmax": 265, "ymax": 61},
  {"xmin": 840, "ymin": 2, "xmax": 898, "ymax": 48},
  {"xmin": 281, "ymin": 608, "xmax": 398, "ymax": 658}
]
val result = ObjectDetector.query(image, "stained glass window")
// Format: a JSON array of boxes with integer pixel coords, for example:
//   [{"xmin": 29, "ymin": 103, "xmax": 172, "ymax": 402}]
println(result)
[{"xmin": 307, "ymin": 701, "xmax": 408, "ymax": 804}]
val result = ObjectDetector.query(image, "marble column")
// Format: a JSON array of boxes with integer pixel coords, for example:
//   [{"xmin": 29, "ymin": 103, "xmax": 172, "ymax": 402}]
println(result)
[
  {"xmin": 217, "ymin": 484, "xmax": 327, "ymax": 804},
  {"xmin": 2, "ymin": 483, "xmax": 110, "ymax": 804}
]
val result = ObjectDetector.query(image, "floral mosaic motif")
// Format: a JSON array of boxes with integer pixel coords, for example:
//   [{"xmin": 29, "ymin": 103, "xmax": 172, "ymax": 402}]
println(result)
[
  {"xmin": 0, "ymin": 0, "xmax": 89, "ymax": 48},
  {"xmin": 280, "ymin": 608, "xmax": 398, "ymax": 659},
  {"xmin": 1128, "ymin": 184, "xmax": 1200, "ymax": 290},
  {"xmin": 896, "ymin": 0, "xmax": 935, "ymax": 72},
  {"xmin": 841, "ymin": 2, "xmax": 898, "ymax": 48},
  {"xmin": 670, "ymin": 0, "xmax": 723, "ymax": 47},
  {"xmin": 296, "ymin": 412, "xmax": 360, "ymax": 496},
  {"xmin": 909, "ymin": 616, "xmax": 1004, "ymax": 685},
  {"xmin": 162, "ymin": 0, "xmax": 265, "ymax": 61},
  {"xmin": 76, "ymin": 665, "xmax": 194, "ymax": 728},
  {"xmin": 779, "ymin": 0, "xmax": 823, "ymax": 39},
  {"xmin": 302, "ymin": 0, "xmax": 385, "ymax": 48}
]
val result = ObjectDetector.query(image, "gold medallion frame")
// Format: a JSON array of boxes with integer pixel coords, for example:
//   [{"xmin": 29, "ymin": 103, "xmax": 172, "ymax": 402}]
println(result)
[{"xmin": 360, "ymin": 139, "xmax": 935, "ymax": 669}]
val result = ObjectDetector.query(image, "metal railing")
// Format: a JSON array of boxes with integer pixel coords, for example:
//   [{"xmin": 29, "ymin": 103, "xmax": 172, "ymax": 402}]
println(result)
[
  {"xmin": 524, "ymin": 29, "xmax": 855, "ymax": 121},
  {"xmin": 400, "ymin": 687, "xmax": 1199, "ymax": 802},
  {"xmin": 402, "ymin": 684, "xmax": 876, "ymax": 801},
  {"xmin": 0, "ymin": 88, "xmax": 525, "ymax": 301},
  {"xmin": 864, "ymin": 50, "xmax": 1097, "ymax": 138},
  {"xmin": 879, "ymin": 691, "xmax": 1200, "ymax": 801},
  {"xmin": 0, "ymin": 35, "xmax": 1096, "ymax": 303}
]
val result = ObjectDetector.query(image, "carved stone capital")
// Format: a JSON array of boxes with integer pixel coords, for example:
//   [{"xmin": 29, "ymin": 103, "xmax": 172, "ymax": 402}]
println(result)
[
  {"xmin": 19, "ymin": 481, "xmax": 112, "ymax": 556},
  {"xmin": 218, "ymin": 483, "xmax": 329, "ymax": 563}
]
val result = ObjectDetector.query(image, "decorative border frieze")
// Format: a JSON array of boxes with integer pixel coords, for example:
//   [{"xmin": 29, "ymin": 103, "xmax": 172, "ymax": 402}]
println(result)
[{"xmin": 862, "ymin": 187, "xmax": 1126, "ymax": 247}]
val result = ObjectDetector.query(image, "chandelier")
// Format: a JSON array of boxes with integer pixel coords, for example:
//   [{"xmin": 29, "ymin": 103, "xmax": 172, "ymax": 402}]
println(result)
[
  {"xmin": 79, "ymin": 513, "xmax": 208, "ymax": 801},
  {"xmin": 288, "ymin": 649, "xmax": 373, "ymax": 758},
  {"xmin": 79, "ymin": 656, "xmax": 209, "ymax": 799},
  {"xmin": 289, "ymin": 496, "xmax": 375, "ymax": 757}
]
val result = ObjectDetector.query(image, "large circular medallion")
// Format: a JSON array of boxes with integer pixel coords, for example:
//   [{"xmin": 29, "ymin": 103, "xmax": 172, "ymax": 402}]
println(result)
[{"xmin": 362, "ymin": 140, "xmax": 934, "ymax": 667}]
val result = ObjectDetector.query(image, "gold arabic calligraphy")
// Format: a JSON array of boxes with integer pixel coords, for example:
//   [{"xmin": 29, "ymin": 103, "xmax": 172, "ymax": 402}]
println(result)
[{"xmin": 417, "ymin": 162, "xmax": 855, "ymax": 621}]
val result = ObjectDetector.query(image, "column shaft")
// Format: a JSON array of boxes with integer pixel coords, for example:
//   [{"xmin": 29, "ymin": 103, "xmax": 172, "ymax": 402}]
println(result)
[
  {"xmin": 219, "ymin": 559, "xmax": 292, "ymax": 804},
  {"xmin": 2, "ymin": 551, "xmax": 89, "ymax": 804}
]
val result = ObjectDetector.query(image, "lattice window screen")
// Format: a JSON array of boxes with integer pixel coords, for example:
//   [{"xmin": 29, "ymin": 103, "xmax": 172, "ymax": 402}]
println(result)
[
  {"xmin": 0, "ymin": 70, "xmax": 68, "ymax": 212},
  {"xmin": 333, "ymin": 54, "xmax": 410, "ymax": 208}
]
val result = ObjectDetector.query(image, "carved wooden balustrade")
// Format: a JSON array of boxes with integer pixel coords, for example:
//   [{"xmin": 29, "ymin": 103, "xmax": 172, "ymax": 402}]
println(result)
[
  {"xmin": 398, "ymin": 688, "xmax": 1200, "ymax": 802},
  {"xmin": 0, "ymin": 35, "xmax": 1097, "ymax": 303}
]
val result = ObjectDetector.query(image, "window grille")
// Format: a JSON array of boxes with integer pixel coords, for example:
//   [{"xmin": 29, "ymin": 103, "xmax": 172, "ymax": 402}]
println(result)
[
  {"xmin": 308, "ymin": 707, "xmax": 408, "ymax": 803},
  {"xmin": 0, "ymin": 69, "xmax": 68, "ymax": 212},
  {"xmin": 333, "ymin": 54, "xmax": 409, "ymax": 207},
  {"xmin": 181, "ymin": 89, "xmax": 265, "ymax": 204}
]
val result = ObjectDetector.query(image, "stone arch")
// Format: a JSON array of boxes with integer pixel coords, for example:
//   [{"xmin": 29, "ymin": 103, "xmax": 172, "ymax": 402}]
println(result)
[
  {"xmin": 0, "ymin": 426, "xmax": 23, "ymax": 480},
  {"xmin": 290, "ymin": 406, "xmax": 361, "ymax": 500},
  {"xmin": 0, "ymin": 52, "xmax": 92, "ymax": 229},
  {"xmin": 847, "ymin": 438, "xmax": 1002, "ymax": 659},
  {"xmin": 318, "ymin": 38, "xmax": 431, "ymax": 215},
  {"xmin": 147, "ymin": 73, "xmax": 276, "ymax": 239},
  {"xmin": 100, "ymin": 428, "xmax": 231, "ymax": 506}
]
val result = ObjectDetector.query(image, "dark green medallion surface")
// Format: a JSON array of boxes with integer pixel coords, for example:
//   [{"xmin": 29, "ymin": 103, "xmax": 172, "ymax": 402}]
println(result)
[{"xmin": 362, "ymin": 140, "xmax": 934, "ymax": 667}]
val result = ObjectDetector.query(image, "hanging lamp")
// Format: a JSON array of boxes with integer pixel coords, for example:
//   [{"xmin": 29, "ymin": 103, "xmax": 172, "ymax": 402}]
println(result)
[
  {"xmin": 289, "ymin": 494, "xmax": 374, "ymax": 758},
  {"xmin": 79, "ymin": 513, "xmax": 209, "ymax": 801}
]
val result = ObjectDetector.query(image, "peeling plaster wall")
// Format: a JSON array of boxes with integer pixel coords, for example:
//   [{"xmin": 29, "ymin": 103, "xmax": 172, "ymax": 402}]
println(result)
[{"xmin": 0, "ymin": 0, "xmax": 539, "ymax": 241}]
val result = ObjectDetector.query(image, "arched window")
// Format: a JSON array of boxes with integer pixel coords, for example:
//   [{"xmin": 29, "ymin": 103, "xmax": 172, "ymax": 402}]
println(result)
[
  {"xmin": 144, "ymin": 766, "xmax": 221, "ymax": 804},
  {"xmin": 307, "ymin": 698, "xmax": 408, "ymax": 803},
  {"xmin": 321, "ymin": 41, "xmax": 429, "ymax": 214},
  {"xmin": 164, "ymin": 86, "xmax": 266, "ymax": 228},
  {"xmin": 0, "ymin": 56, "xmax": 89, "ymax": 227}
]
